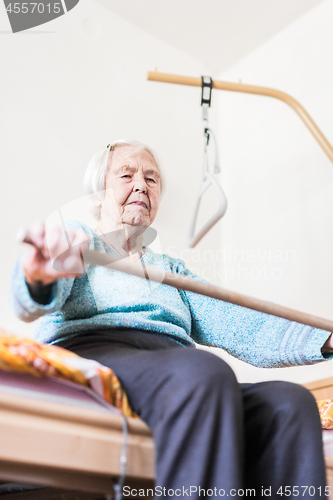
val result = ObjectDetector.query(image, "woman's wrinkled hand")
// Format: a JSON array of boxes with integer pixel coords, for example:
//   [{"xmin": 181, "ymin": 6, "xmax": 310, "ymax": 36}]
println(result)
[{"xmin": 22, "ymin": 221, "xmax": 89, "ymax": 286}]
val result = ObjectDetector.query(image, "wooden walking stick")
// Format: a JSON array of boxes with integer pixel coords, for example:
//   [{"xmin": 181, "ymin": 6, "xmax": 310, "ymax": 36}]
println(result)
[{"xmin": 20, "ymin": 230, "xmax": 333, "ymax": 333}]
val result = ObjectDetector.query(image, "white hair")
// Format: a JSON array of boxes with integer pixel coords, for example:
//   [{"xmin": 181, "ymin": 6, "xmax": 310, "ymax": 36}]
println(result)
[{"xmin": 82, "ymin": 139, "xmax": 164, "ymax": 220}]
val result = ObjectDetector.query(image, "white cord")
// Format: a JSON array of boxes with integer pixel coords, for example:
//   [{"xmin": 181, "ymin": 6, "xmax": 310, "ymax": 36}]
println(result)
[{"xmin": 112, "ymin": 413, "xmax": 128, "ymax": 500}]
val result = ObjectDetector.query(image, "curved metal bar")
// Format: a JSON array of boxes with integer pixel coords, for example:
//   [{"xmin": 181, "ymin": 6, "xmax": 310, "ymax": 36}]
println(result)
[{"xmin": 147, "ymin": 71, "xmax": 333, "ymax": 164}]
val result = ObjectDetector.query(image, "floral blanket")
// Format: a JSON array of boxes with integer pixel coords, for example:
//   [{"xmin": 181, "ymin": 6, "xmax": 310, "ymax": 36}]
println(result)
[{"xmin": 0, "ymin": 328, "xmax": 135, "ymax": 418}]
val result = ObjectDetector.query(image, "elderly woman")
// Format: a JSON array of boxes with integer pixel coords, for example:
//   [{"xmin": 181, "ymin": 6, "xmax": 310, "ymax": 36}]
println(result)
[{"xmin": 10, "ymin": 139, "xmax": 333, "ymax": 498}]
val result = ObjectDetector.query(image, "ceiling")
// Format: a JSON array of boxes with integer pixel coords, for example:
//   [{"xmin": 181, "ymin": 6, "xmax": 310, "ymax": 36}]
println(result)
[{"xmin": 94, "ymin": 0, "xmax": 326, "ymax": 74}]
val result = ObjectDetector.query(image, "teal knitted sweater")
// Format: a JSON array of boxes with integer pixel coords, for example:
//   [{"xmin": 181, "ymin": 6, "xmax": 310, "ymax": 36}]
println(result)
[{"xmin": 9, "ymin": 220, "xmax": 332, "ymax": 368}]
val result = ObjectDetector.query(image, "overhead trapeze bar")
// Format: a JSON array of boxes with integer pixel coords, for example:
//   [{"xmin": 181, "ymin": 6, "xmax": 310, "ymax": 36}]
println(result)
[{"xmin": 147, "ymin": 71, "xmax": 333, "ymax": 164}]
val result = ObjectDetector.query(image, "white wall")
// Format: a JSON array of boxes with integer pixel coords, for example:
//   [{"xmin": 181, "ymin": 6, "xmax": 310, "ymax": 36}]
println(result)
[
  {"xmin": 0, "ymin": 0, "xmax": 221, "ymax": 335},
  {"xmin": 2, "ymin": 0, "xmax": 332, "ymax": 385},
  {"xmin": 209, "ymin": 0, "xmax": 333, "ymax": 383}
]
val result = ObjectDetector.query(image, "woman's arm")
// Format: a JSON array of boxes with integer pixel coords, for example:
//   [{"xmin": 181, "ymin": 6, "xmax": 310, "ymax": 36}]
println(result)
[{"xmin": 175, "ymin": 261, "xmax": 333, "ymax": 368}]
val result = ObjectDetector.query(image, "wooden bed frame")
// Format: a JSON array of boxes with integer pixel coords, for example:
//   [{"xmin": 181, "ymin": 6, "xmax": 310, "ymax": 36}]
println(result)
[
  {"xmin": 0, "ymin": 376, "xmax": 332, "ymax": 499},
  {"xmin": 304, "ymin": 377, "xmax": 333, "ymax": 495},
  {"xmin": 0, "ymin": 388, "xmax": 154, "ymax": 499}
]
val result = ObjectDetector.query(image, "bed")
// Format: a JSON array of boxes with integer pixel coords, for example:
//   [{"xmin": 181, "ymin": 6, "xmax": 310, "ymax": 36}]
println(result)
[
  {"xmin": 0, "ymin": 368, "xmax": 154, "ymax": 499},
  {"xmin": 0, "ymin": 368, "xmax": 333, "ymax": 499},
  {"xmin": 304, "ymin": 377, "xmax": 333, "ymax": 495}
]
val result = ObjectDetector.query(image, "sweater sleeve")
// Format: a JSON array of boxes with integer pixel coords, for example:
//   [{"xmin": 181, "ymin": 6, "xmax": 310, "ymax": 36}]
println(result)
[{"xmin": 176, "ymin": 261, "xmax": 333, "ymax": 368}]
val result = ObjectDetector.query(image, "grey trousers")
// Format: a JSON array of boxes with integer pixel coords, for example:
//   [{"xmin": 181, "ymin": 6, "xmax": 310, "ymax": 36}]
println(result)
[{"xmin": 57, "ymin": 329, "xmax": 327, "ymax": 499}]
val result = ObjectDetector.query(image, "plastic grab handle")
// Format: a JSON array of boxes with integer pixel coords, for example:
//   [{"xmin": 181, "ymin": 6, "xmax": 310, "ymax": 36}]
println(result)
[{"xmin": 187, "ymin": 172, "xmax": 228, "ymax": 248}]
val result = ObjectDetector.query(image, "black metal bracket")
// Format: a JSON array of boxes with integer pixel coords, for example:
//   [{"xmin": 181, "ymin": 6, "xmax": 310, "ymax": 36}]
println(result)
[{"xmin": 201, "ymin": 76, "xmax": 213, "ymax": 107}]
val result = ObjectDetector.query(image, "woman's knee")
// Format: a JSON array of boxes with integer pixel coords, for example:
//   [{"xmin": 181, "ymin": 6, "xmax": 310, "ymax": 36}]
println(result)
[
  {"xmin": 168, "ymin": 348, "xmax": 238, "ymax": 393},
  {"xmin": 267, "ymin": 380, "xmax": 316, "ymax": 404},
  {"xmin": 255, "ymin": 380, "xmax": 320, "ymax": 424},
  {"xmin": 149, "ymin": 349, "xmax": 241, "ymax": 426}
]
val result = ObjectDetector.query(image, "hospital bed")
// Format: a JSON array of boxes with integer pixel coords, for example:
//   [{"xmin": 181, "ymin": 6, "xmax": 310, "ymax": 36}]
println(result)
[
  {"xmin": 1, "ymin": 367, "xmax": 333, "ymax": 498},
  {"xmin": 304, "ymin": 377, "xmax": 333, "ymax": 494},
  {"xmin": 0, "ymin": 368, "xmax": 154, "ymax": 499}
]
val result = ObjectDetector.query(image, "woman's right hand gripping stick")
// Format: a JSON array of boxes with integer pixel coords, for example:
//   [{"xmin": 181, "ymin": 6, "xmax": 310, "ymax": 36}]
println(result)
[{"xmin": 22, "ymin": 221, "xmax": 89, "ymax": 287}]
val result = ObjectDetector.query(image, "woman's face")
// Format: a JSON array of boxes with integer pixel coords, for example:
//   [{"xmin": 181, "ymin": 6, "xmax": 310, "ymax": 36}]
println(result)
[{"xmin": 100, "ymin": 146, "xmax": 161, "ymax": 228}]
